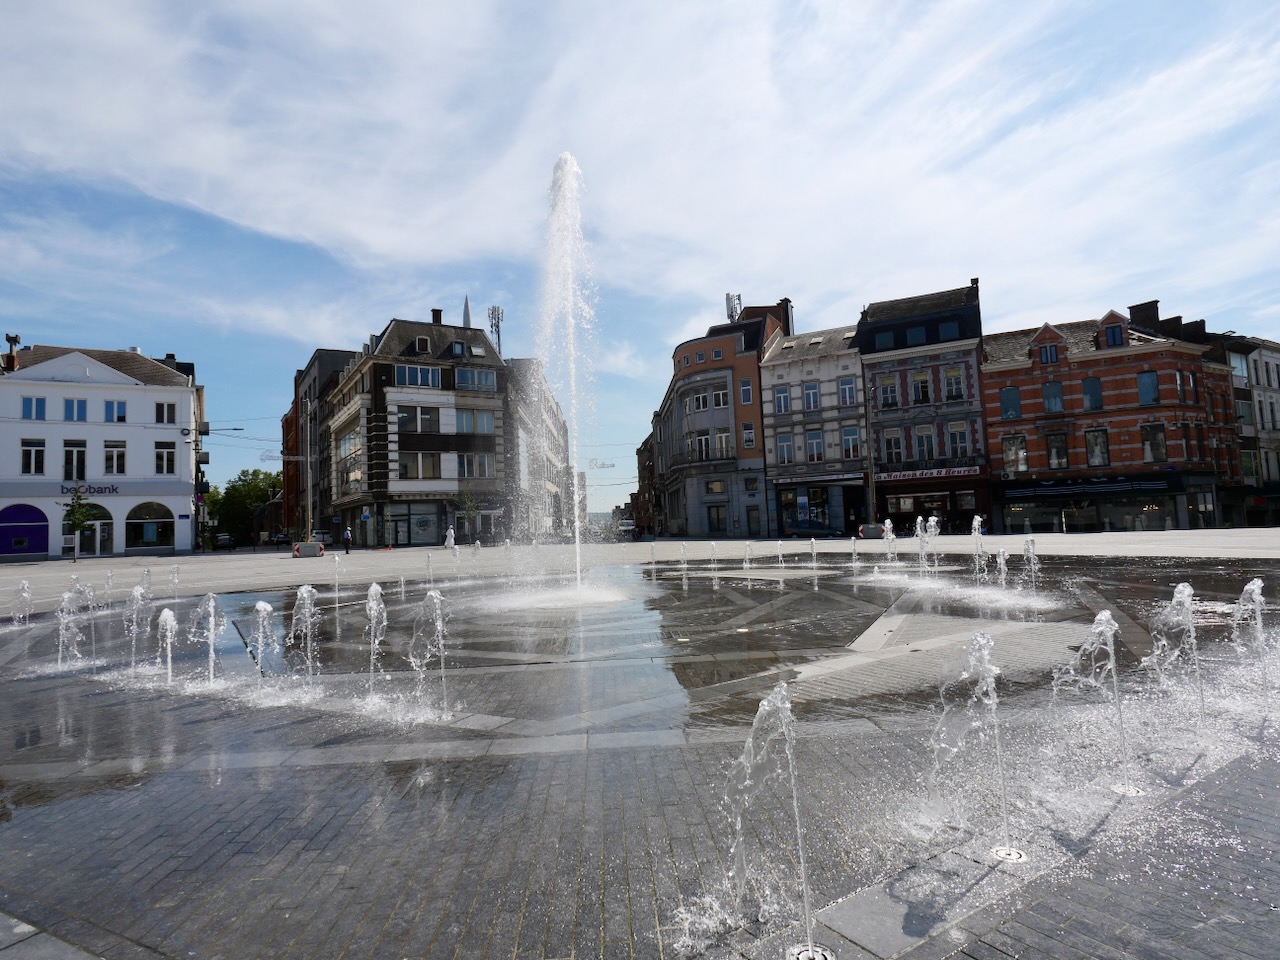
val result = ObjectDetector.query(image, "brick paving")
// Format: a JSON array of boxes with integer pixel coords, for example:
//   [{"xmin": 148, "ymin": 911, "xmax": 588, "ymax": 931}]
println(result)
[{"xmin": 0, "ymin": 534, "xmax": 1278, "ymax": 959}]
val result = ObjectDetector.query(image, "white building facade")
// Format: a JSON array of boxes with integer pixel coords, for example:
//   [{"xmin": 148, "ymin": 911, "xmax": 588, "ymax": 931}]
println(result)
[{"xmin": 0, "ymin": 342, "xmax": 204, "ymax": 559}]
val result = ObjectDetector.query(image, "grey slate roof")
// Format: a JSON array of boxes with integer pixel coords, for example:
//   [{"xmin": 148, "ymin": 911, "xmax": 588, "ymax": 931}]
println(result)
[
  {"xmin": 761, "ymin": 324, "xmax": 859, "ymax": 364},
  {"xmin": 982, "ymin": 318, "xmax": 1168, "ymax": 364},
  {"xmin": 19, "ymin": 345, "xmax": 192, "ymax": 386},
  {"xmin": 373, "ymin": 319, "xmax": 502, "ymax": 364},
  {"xmin": 862, "ymin": 284, "xmax": 977, "ymax": 322}
]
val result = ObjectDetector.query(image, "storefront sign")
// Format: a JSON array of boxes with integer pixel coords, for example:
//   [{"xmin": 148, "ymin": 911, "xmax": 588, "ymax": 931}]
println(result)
[{"xmin": 876, "ymin": 466, "xmax": 981, "ymax": 482}]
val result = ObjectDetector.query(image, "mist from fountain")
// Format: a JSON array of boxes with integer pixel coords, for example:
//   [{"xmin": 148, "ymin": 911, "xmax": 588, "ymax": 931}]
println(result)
[{"xmin": 123, "ymin": 585, "xmax": 151, "ymax": 673}]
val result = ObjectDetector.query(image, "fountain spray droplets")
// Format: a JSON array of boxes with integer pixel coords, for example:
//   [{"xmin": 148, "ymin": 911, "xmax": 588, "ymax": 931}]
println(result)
[
  {"xmin": 410, "ymin": 589, "xmax": 451, "ymax": 716},
  {"xmin": 123, "ymin": 585, "xmax": 152, "ymax": 673},
  {"xmin": 55, "ymin": 592, "xmax": 83, "ymax": 667},
  {"xmin": 188, "ymin": 593, "xmax": 227, "ymax": 685},
  {"xmin": 883, "ymin": 518, "xmax": 897, "ymax": 562}
]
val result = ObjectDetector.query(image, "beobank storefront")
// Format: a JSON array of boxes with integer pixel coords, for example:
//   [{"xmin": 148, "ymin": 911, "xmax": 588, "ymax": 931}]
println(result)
[
  {"xmin": 0, "ymin": 479, "xmax": 196, "ymax": 560},
  {"xmin": 872, "ymin": 463, "xmax": 991, "ymax": 536}
]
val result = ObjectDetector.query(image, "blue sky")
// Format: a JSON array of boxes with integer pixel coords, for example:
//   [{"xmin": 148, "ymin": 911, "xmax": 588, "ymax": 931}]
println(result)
[{"xmin": 2, "ymin": 1, "xmax": 1277, "ymax": 511}]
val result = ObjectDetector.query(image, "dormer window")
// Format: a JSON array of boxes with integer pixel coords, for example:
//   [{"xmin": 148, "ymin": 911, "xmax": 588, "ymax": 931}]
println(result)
[
  {"xmin": 1105, "ymin": 325, "xmax": 1124, "ymax": 347},
  {"xmin": 415, "ymin": 336, "xmax": 431, "ymax": 354},
  {"xmin": 451, "ymin": 341, "xmax": 465, "ymax": 357},
  {"xmin": 1039, "ymin": 344, "xmax": 1059, "ymax": 364}
]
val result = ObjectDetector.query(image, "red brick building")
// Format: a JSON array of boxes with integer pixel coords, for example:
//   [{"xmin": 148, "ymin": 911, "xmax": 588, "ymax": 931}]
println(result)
[{"xmin": 982, "ymin": 303, "xmax": 1238, "ymax": 533}]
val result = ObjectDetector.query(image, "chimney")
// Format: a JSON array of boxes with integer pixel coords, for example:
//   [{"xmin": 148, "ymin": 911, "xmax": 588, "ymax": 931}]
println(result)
[
  {"xmin": 431, "ymin": 308, "xmax": 443, "ymax": 325},
  {"xmin": 4, "ymin": 333, "xmax": 19, "ymax": 372},
  {"xmin": 1129, "ymin": 300, "xmax": 1160, "ymax": 332}
]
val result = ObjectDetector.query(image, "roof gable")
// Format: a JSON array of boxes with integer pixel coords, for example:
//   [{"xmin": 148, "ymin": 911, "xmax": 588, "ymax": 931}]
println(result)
[{"xmin": 7, "ymin": 350, "xmax": 140, "ymax": 386}]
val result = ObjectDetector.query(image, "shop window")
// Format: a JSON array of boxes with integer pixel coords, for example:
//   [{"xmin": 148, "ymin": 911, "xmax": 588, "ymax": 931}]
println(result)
[
  {"xmin": 1086, "ymin": 429, "xmax": 1110, "ymax": 466},
  {"xmin": 1047, "ymin": 433, "xmax": 1068, "ymax": 469},
  {"xmin": 125, "ymin": 502, "xmax": 175, "ymax": 549},
  {"xmin": 1002, "ymin": 436, "xmax": 1028, "ymax": 472}
]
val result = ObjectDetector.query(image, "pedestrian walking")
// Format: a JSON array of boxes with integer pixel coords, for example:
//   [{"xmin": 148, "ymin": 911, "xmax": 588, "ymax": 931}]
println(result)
[{"xmin": 444, "ymin": 524, "xmax": 455, "ymax": 549}]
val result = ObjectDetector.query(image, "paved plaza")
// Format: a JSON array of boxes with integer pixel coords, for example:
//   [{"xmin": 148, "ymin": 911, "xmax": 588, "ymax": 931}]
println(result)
[{"xmin": 1, "ymin": 531, "xmax": 1278, "ymax": 960}]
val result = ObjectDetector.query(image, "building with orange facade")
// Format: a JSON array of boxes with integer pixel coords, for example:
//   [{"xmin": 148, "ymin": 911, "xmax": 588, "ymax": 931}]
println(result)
[{"xmin": 648, "ymin": 297, "xmax": 792, "ymax": 537}]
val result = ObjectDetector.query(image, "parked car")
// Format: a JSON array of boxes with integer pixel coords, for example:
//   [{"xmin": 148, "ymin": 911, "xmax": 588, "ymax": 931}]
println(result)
[
  {"xmin": 616, "ymin": 518, "xmax": 637, "ymax": 540},
  {"xmin": 268, "ymin": 532, "xmax": 291, "ymax": 546},
  {"xmin": 310, "ymin": 530, "xmax": 333, "ymax": 545},
  {"xmin": 212, "ymin": 533, "xmax": 236, "ymax": 550}
]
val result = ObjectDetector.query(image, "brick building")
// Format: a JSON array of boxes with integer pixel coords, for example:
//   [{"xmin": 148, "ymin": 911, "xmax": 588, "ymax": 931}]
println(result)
[{"xmin": 982, "ymin": 303, "xmax": 1238, "ymax": 533}]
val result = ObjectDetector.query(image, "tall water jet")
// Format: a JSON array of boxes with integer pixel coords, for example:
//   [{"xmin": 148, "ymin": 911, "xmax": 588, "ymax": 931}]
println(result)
[
  {"xmin": 291, "ymin": 584, "xmax": 321, "ymax": 679},
  {"xmin": 915, "ymin": 517, "xmax": 927, "ymax": 577},
  {"xmin": 73, "ymin": 581, "xmax": 97, "ymax": 661},
  {"xmin": 1054, "ymin": 611, "xmax": 1142, "ymax": 796},
  {"xmin": 538, "ymin": 153, "xmax": 595, "ymax": 588},
  {"xmin": 1020, "ymin": 537, "xmax": 1040, "ymax": 596},
  {"xmin": 776, "ymin": 540, "xmax": 784, "ymax": 569},
  {"xmin": 55, "ymin": 592, "xmax": 83, "ymax": 667},
  {"xmin": 365, "ymin": 582, "xmax": 387, "ymax": 696},
  {"xmin": 809, "ymin": 538, "xmax": 818, "ymax": 570},
  {"xmin": 971, "ymin": 515, "xmax": 988, "ymax": 584},
  {"xmin": 169, "ymin": 564, "xmax": 180, "ymax": 602},
  {"xmin": 189, "ymin": 593, "xmax": 227, "ymax": 685},
  {"xmin": 930, "ymin": 632, "xmax": 1024, "ymax": 862},
  {"xmin": 1148, "ymin": 583, "xmax": 1204, "ymax": 724},
  {"xmin": 123, "ymin": 585, "xmax": 152, "ymax": 673},
  {"xmin": 410, "ymin": 589, "xmax": 450, "ymax": 715},
  {"xmin": 1230, "ymin": 578, "xmax": 1269, "ymax": 715},
  {"xmin": 157, "ymin": 608, "xmax": 178, "ymax": 685},
  {"xmin": 724, "ymin": 682, "xmax": 828, "ymax": 960},
  {"xmin": 332, "ymin": 555, "xmax": 344, "ymax": 606},
  {"xmin": 995, "ymin": 549, "xmax": 1008, "ymax": 589},
  {"xmin": 849, "ymin": 536, "xmax": 858, "ymax": 569},
  {"xmin": 250, "ymin": 601, "xmax": 277, "ymax": 683},
  {"xmin": 12, "ymin": 580, "xmax": 33, "ymax": 626},
  {"xmin": 883, "ymin": 518, "xmax": 896, "ymax": 562}
]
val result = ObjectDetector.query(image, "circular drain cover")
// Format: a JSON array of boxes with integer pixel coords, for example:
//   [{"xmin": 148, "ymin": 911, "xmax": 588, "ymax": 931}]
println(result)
[
  {"xmin": 992, "ymin": 845, "xmax": 1028, "ymax": 864},
  {"xmin": 1112, "ymin": 783, "xmax": 1145, "ymax": 797},
  {"xmin": 786, "ymin": 944, "xmax": 836, "ymax": 960}
]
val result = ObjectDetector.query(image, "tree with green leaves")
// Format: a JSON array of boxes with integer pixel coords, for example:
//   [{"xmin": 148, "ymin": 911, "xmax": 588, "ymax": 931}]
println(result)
[
  {"xmin": 59, "ymin": 487, "xmax": 93, "ymax": 563},
  {"xmin": 207, "ymin": 469, "xmax": 281, "ymax": 546},
  {"xmin": 454, "ymin": 487, "xmax": 484, "ymax": 543}
]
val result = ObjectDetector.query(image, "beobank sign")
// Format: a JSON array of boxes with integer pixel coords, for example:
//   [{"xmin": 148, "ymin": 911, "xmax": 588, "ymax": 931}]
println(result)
[{"xmin": 60, "ymin": 483, "xmax": 121, "ymax": 496}]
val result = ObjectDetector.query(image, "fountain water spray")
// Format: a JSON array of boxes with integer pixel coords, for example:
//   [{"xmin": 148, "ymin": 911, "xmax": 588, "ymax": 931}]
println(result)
[
  {"xmin": 398, "ymin": 576, "xmax": 406, "ymax": 602},
  {"xmin": 55, "ymin": 592, "xmax": 83, "ymax": 667},
  {"xmin": 332, "ymin": 555, "xmax": 344, "ymax": 606},
  {"xmin": 157, "ymin": 609, "xmax": 178, "ymax": 685},
  {"xmin": 365, "ymin": 583, "xmax": 387, "ymax": 696},
  {"xmin": 971, "ymin": 515, "xmax": 988, "ymax": 584},
  {"xmin": 1144, "ymin": 584, "xmax": 1205, "ymax": 726},
  {"xmin": 883, "ymin": 518, "xmax": 896, "ymax": 563},
  {"xmin": 102, "ymin": 569, "xmax": 115, "ymax": 612},
  {"xmin": 850, "ymin": 536, "xmax": 857, "ymax": 569},
  {"xmin": 291, "ymin": 584, "xmax": 322, "ymax": 679},
  {"xmin": 250, "ymin": 601, "xmax": 277, "ymax": 683},
  {"xmin": 123, "ymin": 585, "xmax": 152, "ymax": 673},
  {"xmin": 725, "ymin": 683, "xmax": 828, "ymax": 960},
  {"xmin": 930, "ymin": 632, "xmax": 1025, "ymax": 862},
  {"xmin": 11, "ymin": 580, "xmax": 33, "ymax": 626},
  {"xmin": 776, "ymin": 540, "xmax": 784, "ymax": 569},
  {"xmin": 995, "ymin": 549, "xmax": 1008, "ymax": 589},
  {"xmin": 1230, "ymin": 578, "xmax": 1269, "ymax": 715},
  {"xmin": 189, "ymin": 593, "xmax": 227, "ymax": 684},
  {"xmin": 1020, "ymin": 537, "xmax": 1040, "ymax": 596},
  {"xmin": 74, "ymin": 581, "xmax": 97, "ymax": 661},
  {"xmin": 809, "ymin": 538, "xmax": 818, "ymax": 570},
  {"xmin": 410, "ymin": 589, "xmax": 450, "ymax": 715},
  {"xmin": 538, "ymin": 153, "xmax": 595, "ymax": 588},
  {"xmin": 169, "ymin": 564, "xmax": 180, "ymax": 602},
  {"xmin": 1054, "ymin": 611, "xmax": 1142, "ymax": 796}
]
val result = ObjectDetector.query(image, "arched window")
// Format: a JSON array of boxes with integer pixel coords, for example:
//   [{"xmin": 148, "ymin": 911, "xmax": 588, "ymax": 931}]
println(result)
[
  {"xmin": 125, "ymin": 502, "xmax": 174, "ymax": 549},
  {"xmin": 0, "ymin": 503, "xmax": 48, "ymax": 555}
]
